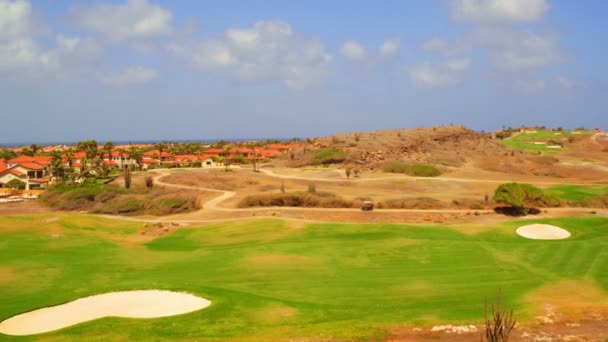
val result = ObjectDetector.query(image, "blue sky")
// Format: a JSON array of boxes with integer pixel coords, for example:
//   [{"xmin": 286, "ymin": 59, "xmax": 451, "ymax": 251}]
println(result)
[{"xmin": 1, "ymin": 0, "xmax": 607, "ymax": 144}]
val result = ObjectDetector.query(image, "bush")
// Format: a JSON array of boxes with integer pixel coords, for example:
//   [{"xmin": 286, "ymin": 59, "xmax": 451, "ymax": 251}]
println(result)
[
  {"xmin": 382, "ymin": 162, "xmax": 442, "ymax": 177},
  {"xmin": 313, "ymin": 148, "xmax": 348, "ymax": 165},
  {"xmin": 493, "ymin": 183, "xmax": 554, "ymax": 215},
  {"xmin": 41, "ymin": 182, "xmax": 199, "ymax": 216},
  {"xmin": 380, "ymin": 197, "xmax": 446, "ymax": 209},
  {"xmin": 238, "ymin": 192, "xmax": 354, "ymax": 208}
]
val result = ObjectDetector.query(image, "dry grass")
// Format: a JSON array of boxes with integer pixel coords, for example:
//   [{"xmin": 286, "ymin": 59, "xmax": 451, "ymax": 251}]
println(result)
[
  {"xmin": 40, "ymin": 172, "xmax": 201, "ymax": 216},
  {"xmin": 238, "ymin": 191, "xmax": 356, "ymax": 208},
  {"xmin": 523, "ymin": 280, "xmax": 608, "ymax": 321}
]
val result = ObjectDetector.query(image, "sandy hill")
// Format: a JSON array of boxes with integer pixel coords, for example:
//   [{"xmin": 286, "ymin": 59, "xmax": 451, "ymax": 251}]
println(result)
[{"xmin": 281, "ymin": 126, "xmax": 607, "ymax": 180}]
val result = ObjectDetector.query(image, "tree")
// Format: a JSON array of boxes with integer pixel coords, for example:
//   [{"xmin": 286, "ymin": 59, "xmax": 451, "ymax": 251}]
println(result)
[
  {"xmin": 29, "ymin": 144, "xmax": 41, "ymax": 155},
  {"xmin": 6, "ymin": 178, "xmax": 25, "ymax": 190},
  {"xmin": 103, "ymin": 141, "xmax": 115, "ymax": 162},
  {"xmin": 154, "ymin": 141, "xmax": 169, "ymax": 162},
  {"xmin": 0, "ymin": 149, "xmax": 17, "ymax": 160},
  {"xmin": 493, "ymin": 183, "xmax": 544, "ymax": 215},
  {"xmin": 50, "ymin": 151, "xmax": 66, "ymax": 182},
  {"xmin": 127, "ymin": 146, "xmax": 144, "ymax": 170},
  {"xmin": 77, "ymin": 140, "xmax": 98, "ymax": 160},
  {"xmin": 20, "ymin": 147, "xmax": 34, "ymax": 156}
]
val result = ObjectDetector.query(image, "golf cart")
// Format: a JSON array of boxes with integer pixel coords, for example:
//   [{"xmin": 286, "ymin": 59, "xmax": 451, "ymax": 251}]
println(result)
[{"xmin": 361, "ymin": 199, "xmax": 374, "ymax": 211}]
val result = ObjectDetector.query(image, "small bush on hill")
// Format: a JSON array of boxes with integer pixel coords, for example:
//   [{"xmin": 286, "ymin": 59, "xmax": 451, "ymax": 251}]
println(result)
[
  {"xmin": 380, "ymin": 197, "xmax": 446, "ymax": 209},
  {"xmin": 383, "ymin": 162, "xmax": 442, "ymax": 177},
  {"xmin": 493, "ymin": 183, "xmax": 559, "ymax": 215},
  {"xmin": 313, "ymin": 148, "xmax": 348, "ymax": 165},
  {"xmin": 238, "ymin": 191, "xmax": 354, "ymax": 208}
]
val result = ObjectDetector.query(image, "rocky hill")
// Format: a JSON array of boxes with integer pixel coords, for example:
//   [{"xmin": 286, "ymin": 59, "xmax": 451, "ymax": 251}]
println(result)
[{"xmin": 280, "ymin": 126, "xmax": 607, "ymax": 180}]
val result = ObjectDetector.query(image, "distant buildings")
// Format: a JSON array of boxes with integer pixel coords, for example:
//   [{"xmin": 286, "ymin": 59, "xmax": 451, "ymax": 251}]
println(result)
[{"xmin": 0, "ymin": 156, "xmax": 52, "ymax": 190}]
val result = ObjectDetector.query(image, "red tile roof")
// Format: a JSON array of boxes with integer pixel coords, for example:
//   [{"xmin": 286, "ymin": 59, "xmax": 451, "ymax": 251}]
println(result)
[
  {"xmin": 144, "ymin": 150, "xmax": 173, "ymax": 157},
  {"xmin": 7, "ymin": 155, "xmax": 52, "ymax": 166},
  {"xmin": 0, "ymin": 167, "xmax": 25, "ymax": 177},
  {"xmin": 204, "ymin": 149, "xmax": 224, "ymax": 154},
  {"xmin": 15, "ymin": 162, "xmax": 45, "ymax": 170},
  {"xmin": 175, "ymin": 154, "xmax": 198, "ymax": 160}
]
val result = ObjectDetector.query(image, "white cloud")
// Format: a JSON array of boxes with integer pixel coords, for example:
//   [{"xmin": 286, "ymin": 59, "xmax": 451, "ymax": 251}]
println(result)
[
  {"xmin": 341, "ymin": 40, "xmax": 367, "ymax": 61},
  {"xmin": 70, "ymin": 0, "xmax": 173, "ymax": 41},
  {"xmin": 478, "ymin": 28, "xmax": 565, "ymax": 70},
  {"xmin": 170, "ymin": 21, "xmax": 332, "ymax": 89},
  {"xmin": 422, "ymin": 26, "xmax": 565, "ymax": 71},
  {"xmin": 99, "ymin": 66, "xmax": 158, "ymax": 86},
  {"xmin": 0, "ymin": 0, "xmax": 35, "ymax": 39},
  {"xmin": 379, "ymin": 38, "xmax": 400, "ymax": 57},
  {"xmin": 451, "ymin": 0, "xmax": 549, "ymax": 23},
  {"xmin": 0, "ymin": 1, "xmax": 102, "ymax": 78},
  {"xmin": 407, "ymin": 59, "xmax": 470, "ymax": 88}
]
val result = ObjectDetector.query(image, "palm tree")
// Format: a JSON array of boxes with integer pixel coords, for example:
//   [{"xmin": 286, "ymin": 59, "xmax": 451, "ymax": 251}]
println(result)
[
  {"xmin": 154, "ymin": 141, "xmax": 169, "ymax": 163},
  {"xmin": 127, "ymin": 146, "xmax": 143, "ymax": 170},
  {"xmin": 103, "ymin": 141, "xmax": 115, "ymax": 162},
  {"xmin": 30, "ymin": 144, "xmax": 41, "ymax": 155}
]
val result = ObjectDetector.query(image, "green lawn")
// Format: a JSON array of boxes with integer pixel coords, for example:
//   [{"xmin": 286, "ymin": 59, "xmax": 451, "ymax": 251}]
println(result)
[
  {"xmin": 1, "ymin": 215, "xmax": 607, "ymax": 341},
  {"xmin": 500, "ymin": 129, "xmax": 591, "ymax": 153},
  {"xmin": 544, "ymin": 185, "xmax": 608, "ymax": 201}
]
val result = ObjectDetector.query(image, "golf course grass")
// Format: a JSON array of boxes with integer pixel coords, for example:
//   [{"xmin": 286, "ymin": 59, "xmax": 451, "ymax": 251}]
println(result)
[
  {"xmin": 1, "ymin": 214, "xmax": 607, "ymax": 340},
  {"xmin": 544, "ymin": 185, "xmax": 608, "ymax": 201},
  {"xmin": 500, "ymin": 129, "xmax": 589, "ymax": 153}
]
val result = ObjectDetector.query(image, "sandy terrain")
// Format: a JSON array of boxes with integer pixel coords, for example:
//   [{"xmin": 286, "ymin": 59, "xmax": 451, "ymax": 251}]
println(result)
[
  {"xmin": 0, "ymin": 290, "xmax": 211, "ymax": 336},
  {"xmin": 516, "ymin": 224, "xmax": 571, "ymax": 240}
]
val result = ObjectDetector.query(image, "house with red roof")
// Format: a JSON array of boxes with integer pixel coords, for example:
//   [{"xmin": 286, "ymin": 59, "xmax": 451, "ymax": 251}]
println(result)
[{"xmin": 0, "ymin": 156, "xmax": 50, "ymax": 190}]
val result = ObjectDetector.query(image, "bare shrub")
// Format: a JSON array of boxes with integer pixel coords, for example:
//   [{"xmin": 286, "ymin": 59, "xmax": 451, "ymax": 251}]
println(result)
[
  {"xmin": 380, "ymin": 197, "xmax": 447, "ymax": 209},
  {"xmin": 483, "ymin": 289, "xmax": 516, "ymax": 342},
  {"xmin": 145, "ymin": 176, "xmax": 154, "ymax": 190},
  {"xmin": 238, "ymin": 192, "xmax": 354, "ymax": 208}
]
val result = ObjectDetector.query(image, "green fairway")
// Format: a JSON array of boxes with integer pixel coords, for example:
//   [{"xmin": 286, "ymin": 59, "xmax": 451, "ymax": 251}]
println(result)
[
  {"xmin": 1, "ymin": 215, "xmax": 607, "ymax": 341},
  {"xmin": 544, "ymin": 185, "xmax": 608, "ymax": 201},
  {"xmin": 500, "ymin": 129, "xmax": 590, "ymax": 153}
]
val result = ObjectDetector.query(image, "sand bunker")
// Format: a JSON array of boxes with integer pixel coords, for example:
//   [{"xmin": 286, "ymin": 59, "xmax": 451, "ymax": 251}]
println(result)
[
  {"xmin": 516, "ymin": 224, "xmax": 571, "ymax": 240},
  {"xmin": 0, "ymin": 290, "xmax": 211, "ymax": 336}
]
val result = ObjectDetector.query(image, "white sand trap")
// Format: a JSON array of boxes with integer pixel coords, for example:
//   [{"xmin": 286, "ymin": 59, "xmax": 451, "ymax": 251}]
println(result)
[
  {"xmin": 0, "ymin": 290, "xmax": 211, "ymax": 336},
  {"xmin": 516, "ymin": 224, "xmax": 571, "ymax": 240}
]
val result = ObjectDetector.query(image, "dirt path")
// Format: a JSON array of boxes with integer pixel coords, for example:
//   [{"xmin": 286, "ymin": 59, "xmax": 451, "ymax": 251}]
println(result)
[
  {"xmin": 259, "ymin": 168, "xmax": 606, "ymax": 186},
  {"xmin": 147, "ymin": 170, "xmax": 607, "ymax": 219}
]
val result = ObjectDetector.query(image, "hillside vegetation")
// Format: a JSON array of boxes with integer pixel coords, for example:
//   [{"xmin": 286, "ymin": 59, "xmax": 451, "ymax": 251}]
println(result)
[
  {"xmin": 282, "ymin": 126, "xmax": 608, "ymax": 180},
  {"xmin": 40, "ymin": 178, "xmax": 200, "ymax": 216}
]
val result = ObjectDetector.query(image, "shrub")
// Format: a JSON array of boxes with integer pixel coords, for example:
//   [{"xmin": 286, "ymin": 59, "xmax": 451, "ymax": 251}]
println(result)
[
  {"xmin": 145, "ymin": 176, "xmax": 154, "ymax": 190},
  {"xmin": 313, "ymin": 148, "xmax": 347, "ymax": 165},
  {"xmin": 238, "ymin": 192, "xmax": 354, "ymax": 208},
  {"xmin": 380, "ymin": 197, "xmax": 446, "ymax": 209},
  {"xmin": 493, "ymin": 183, "xmax": 551, "ymax": 215},
  {"xmin": 382, "ymin": 162, "xmax": 442, "ymax": 177}
]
